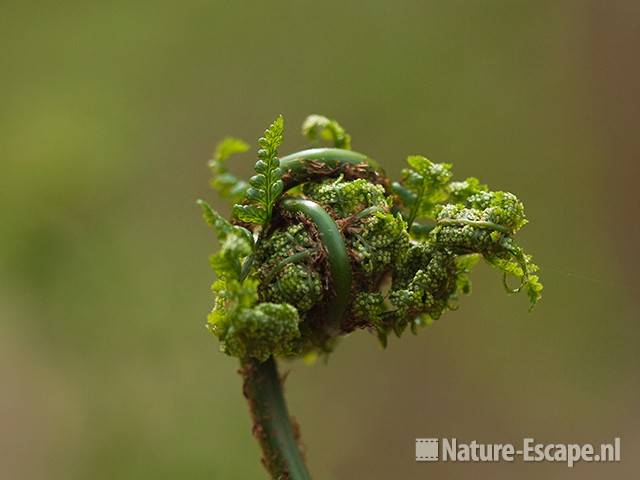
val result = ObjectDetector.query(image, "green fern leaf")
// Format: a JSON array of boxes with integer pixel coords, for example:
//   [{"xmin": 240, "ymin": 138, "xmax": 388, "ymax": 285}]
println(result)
[
  {"xmin": 233, "ymin": 115, "xmax": 284, "ymax": 226},
  {"xmin": 392, "ymin": 155, "xmax": 452, "ymax": 229},
  {"xmin": 197, "ymin": 199, "xmax": 236, "ymax": 238},
  {"xmin": 197, "ymin": 199, "xmax": 253, "ymax": 279},
  {"xmin": 208, "ymin": 137, "xmax": 250, "ymax": 202}
]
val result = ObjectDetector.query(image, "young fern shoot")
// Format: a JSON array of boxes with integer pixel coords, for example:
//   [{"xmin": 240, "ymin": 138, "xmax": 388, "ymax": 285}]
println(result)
[
  {"xmin": 198, "ymin": 114, "xmax": 542, "ymax": 479},
  {"xmin": 233, "ymin": 115, "xmax": 285, "ymax": 227}
]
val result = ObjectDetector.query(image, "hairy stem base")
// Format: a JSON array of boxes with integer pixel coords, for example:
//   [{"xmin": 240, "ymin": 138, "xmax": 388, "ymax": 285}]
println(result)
[{"xmin": 241, "ymin": 357, "xmax": 311, "ymax": 479}]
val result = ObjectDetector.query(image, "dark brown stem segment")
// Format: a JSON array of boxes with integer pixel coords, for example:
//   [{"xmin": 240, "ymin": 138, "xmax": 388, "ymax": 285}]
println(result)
[{"xmin": 241, "ymin": 356, "xmax": 311, "ymax": 479}]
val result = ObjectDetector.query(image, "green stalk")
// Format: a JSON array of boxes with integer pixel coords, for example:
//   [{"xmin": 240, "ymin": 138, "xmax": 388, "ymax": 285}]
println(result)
[
  {"xmin": 279, "ymin": 148, "xmax": 388, "ymax": 191},
  {"xmin": 240, "ymin": 200, "xmax": 350, "ymax": 479},
  {"xmin": 242, "ymin": 357, "xmax": 311, "ymax": 480},
  {"xmin": 281, "ymin": 198, "xmax": 352, "ymax": 335},
  {"xmin": 238, "ymin": 151, "xmax": 381, "ymax": 478}
]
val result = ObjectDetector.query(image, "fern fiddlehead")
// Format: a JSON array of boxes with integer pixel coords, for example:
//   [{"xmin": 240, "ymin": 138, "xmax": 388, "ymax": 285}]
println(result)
[
  {"xmin": 199, "ymin": 114, "xmax": 543, "ymax": 479},
  {"xmin": 281, "ymin": 198, "xmax": 352, "ymax": 336}
]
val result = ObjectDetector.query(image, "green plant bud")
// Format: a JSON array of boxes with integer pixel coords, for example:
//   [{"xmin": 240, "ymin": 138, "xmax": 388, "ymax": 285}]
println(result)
[
  {"xmin": 266, "ymin": 264, "xmax": 323, "ymax": 312},
  {"xmin": 303, "ymin": 178, "xmax": 388, "ymax": 216},
  {"xmin": 220, "ymin": 302, "xmax": 301, "ymax": 362},
  {"xmin": 352, "ymin": 291, "xmax": 385, "ymax": 326},
  {"xmin": 202, "ymin": 114, "xmax": 542, "ymax": 361}
]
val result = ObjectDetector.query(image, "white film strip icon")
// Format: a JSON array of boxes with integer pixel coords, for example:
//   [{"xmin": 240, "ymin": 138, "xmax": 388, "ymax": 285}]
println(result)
[{"xmin": 416, "ymin": 438, "xmax": 439, "ymax": 462}]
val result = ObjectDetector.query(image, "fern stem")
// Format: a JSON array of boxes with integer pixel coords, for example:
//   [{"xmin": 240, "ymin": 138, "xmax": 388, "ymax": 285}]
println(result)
[
  {"xmin": 279, "ymin": 148, "xmax": 389, "ymax": 191},
  {"xmin": 242, "ymin": 357, "xmax": 311, "ymax": 480},
  {"xmin": 281, "ymin": 198, "xmax": 352, "ymax": 335}
]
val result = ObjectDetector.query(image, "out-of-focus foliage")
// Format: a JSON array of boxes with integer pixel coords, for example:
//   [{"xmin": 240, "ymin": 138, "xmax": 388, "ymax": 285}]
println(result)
[
  {"xmin": 207, "ymin": 138, "xmax": 250, "ymax": 202},
  {"xmin": 302, "ymin": 114, "xmax": 352, "ymax": 149}
]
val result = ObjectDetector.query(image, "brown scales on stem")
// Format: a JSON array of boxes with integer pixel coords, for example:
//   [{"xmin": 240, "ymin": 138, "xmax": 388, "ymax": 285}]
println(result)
[{"xmin": 241, "ymin": 357, "xmax": 310, "ymax": 479}]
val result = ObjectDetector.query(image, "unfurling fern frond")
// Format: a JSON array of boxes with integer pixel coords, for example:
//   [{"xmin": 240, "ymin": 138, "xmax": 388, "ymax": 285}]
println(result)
[
  {"xmin": 302, "ymin": 114, "xmax": 352, "ymax": 149},
  {"xmin": 392, "ymin": 155, "xmax": 452, "ymax": 229},
  {"xmin": 197, "ymin": 199, "xmax": 253, "ymax": 280},
  {"xmin": 233, "ymin": 115, "xmax": 285, "ymax": 226},
  {"xmin": 198, "ymin": 114, "xmax": 544, "ymax": 480},
  {"xmin": 207, "ymin": 137, "xmax": 250, "ymax": 202}
]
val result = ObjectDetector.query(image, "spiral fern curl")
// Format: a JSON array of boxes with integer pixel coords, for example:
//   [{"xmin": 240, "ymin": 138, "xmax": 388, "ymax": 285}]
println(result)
[{"xmin": 199, "ymin": 114, "xmax": 542, "ymax": 479}]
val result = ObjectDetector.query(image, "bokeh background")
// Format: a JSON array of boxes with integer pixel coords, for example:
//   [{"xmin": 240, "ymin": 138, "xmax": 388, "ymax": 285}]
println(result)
[{"xmin": 2, "ymin": 1, "xmax": 639, "ymax": 479}]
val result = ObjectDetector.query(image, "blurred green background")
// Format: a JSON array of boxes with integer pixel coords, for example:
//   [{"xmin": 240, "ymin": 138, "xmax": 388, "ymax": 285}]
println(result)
[{"xmin": 2, "ymin": 1, "xmax": 639, "ymax": 478}]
